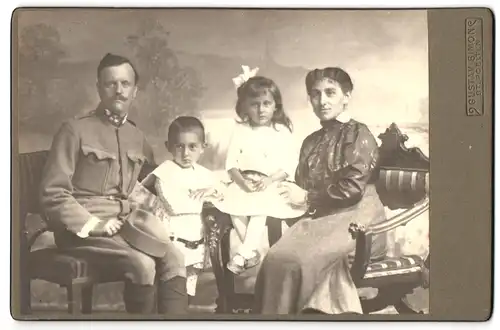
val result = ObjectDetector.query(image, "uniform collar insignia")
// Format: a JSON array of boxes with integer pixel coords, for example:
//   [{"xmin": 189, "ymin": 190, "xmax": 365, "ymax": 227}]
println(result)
[{"xmin": 103, "ymin": 108, "xmax": 128, "ymax": 127}]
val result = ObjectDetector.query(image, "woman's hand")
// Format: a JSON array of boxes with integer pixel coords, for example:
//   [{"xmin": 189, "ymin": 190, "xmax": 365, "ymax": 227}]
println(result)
[{"xmin": 277, "ymin": 182, "xmax": 308, "ymax": 207}]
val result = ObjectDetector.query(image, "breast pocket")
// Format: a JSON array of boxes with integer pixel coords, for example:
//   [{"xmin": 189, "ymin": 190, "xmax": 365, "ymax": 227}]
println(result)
[
  {"xmin": 126, "ymin": 150, "xmax": 147, "ymax": 193},
  {"xmin": 73, "ymin": 145, "xmax": 117, "ymax": 194}
]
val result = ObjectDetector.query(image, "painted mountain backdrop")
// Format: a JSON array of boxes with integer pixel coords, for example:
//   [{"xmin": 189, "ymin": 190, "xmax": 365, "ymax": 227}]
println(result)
[{"xmin": 17, "ymin": 9, "xmax": 429, "ymax": 159}]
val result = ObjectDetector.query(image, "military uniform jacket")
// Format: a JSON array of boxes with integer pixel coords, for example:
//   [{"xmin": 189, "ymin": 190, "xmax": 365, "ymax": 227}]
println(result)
[{"xmin": 39, "ymin": 108, "xmax": 156, "ymax": 236}]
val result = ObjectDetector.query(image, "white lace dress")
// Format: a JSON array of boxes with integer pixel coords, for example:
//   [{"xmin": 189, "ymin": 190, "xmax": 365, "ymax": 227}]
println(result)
[{"xmin": 218, "ymin": 122, "xmax": 307, "ymax": 219}]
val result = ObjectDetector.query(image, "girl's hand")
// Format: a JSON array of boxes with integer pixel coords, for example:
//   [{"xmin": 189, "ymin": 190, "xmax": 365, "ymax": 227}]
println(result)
[
  {"xmin": 240, "ymin": 179, "xmax": 257, "ymax": 192},
  {"xmin": 254, "ymin": 177, "xmax": 274, "ymax": 192}
]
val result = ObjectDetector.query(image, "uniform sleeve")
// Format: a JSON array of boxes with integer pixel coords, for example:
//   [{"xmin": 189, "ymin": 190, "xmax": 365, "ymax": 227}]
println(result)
[
  {"xmin": 309, "ymin": 125, "xmax": 379, "ymax": 209},
  {"xmin": 224, "ymin": 125, "xmax": 242, "ymax": 171},
  {"xmin": 39, "ymin": 122, "xmax": 98, "ymax": 235},
  {"xmin": 137, "ymin": 136, "xmax": 157, "ymax": 183},
  {"xmin": 143, "ymin": 136, "xmax": 156, "ymax": 167}
]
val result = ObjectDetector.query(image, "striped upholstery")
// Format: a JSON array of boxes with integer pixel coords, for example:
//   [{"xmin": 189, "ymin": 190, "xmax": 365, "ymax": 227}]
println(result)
[
  {"xmin": 358, "ymin": 255, "xmax": 424, "ymax": 288},
  {"xmin": 376, "ymin": 169, "xmax": 429, "ymax": 210},
  {"xmin": 364, "ymin": 255, "xmax": 423, "ymax": 279},
  {"xmin": 379, "ymin": 170, "xmax": 427, "ymax": 194}
]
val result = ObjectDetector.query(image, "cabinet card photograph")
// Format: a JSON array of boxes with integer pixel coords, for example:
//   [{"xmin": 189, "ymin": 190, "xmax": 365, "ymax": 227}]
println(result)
[{"xmin": 11, "ymin": 7, "xmax": 493, "ymax": 321}]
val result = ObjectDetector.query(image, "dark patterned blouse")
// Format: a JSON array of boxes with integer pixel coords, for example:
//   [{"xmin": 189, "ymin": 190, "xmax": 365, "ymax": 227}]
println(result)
[{"xmin": 295, "ymin": 118, "xmax": 380, "ymax": 217}]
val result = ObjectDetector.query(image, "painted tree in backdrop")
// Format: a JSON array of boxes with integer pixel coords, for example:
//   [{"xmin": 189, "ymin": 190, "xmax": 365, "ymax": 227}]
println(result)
[
  {"xmin": 18, "ymin": 23, "xmax": 93, "ymax": 134},
  {"xmin": 18, "ymin": 24, "xmax": 67, "ymax": 127},
  {"xmin": 125, "ymin": 19, "xmax": 204, "ymax": 137}
]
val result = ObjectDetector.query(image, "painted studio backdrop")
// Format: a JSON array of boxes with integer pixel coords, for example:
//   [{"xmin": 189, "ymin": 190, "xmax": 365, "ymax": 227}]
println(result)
[{"xmin": 17, "ymin": 9, "xmax": 429, "ymax": 311}]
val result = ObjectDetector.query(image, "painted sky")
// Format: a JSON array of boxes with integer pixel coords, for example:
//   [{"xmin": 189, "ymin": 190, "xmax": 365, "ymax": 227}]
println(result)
[{"xmin": 17, "ymin": 9, "xmax": 429, "ymax": 125}]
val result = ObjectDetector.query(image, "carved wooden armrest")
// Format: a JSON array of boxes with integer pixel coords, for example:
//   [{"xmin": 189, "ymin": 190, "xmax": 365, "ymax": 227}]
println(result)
[
  {"xmin": 348, "ymin": 197, "xmax": 429, "ymax": 242},
  {"xmin": 348, "ymin": 223, "xmax": 372, "ymax": 282},
  {"xmin": 347, "ymin": 123, "xmax": 430, "ymax": 282},
  {"xmin": 368, "ymin": 197, "xmax": 429, "ymax": 235},
  {"xmin": 348, "ymin": 197, "xmax": 429, "ymax": 281},
  {"xmin": 202, "ymin": 202, "xmax": 233, "ymax": 254}
]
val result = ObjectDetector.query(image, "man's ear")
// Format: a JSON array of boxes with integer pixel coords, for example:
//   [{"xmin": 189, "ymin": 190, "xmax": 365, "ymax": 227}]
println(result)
[{"xmin": 131, "ymin": 85, "xmax": 138, "ymax": 99}]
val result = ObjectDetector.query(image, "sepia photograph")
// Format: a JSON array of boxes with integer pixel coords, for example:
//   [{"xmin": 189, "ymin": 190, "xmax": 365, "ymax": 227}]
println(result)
[{"xmin": 13, "ymin": 8, "xmax": 431, "ymax": 318}]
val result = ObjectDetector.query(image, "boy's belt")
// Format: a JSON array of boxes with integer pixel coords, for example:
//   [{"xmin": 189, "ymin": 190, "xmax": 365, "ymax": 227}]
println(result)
[{"xmin": 170, "ymin": 237, "xmax": 205, "ymax": 250}]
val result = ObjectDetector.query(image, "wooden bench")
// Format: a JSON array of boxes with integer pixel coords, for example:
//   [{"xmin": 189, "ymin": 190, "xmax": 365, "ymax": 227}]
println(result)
[{"xmin": 202, "ymin": 123, "xmax": 430, "ymax": 314}]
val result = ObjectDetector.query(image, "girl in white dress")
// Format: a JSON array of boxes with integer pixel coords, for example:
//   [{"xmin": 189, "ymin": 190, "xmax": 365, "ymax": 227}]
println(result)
[
  {"xmin": 223, "ymin": 70, "xmax": 307, "ymax": 275},
  {"xmin": 142, "ymin": 116, "xmax": 224, "ymax": 300}
]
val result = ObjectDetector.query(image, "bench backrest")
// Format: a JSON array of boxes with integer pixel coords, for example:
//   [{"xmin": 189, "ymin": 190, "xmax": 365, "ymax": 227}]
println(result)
[
  {"xmin": 374, "ymin": 123, "xmax": 429, "ymax": 210},
  {"xmin": 18, "ymin": 150, "xmax": 49, "ymax": 218}
]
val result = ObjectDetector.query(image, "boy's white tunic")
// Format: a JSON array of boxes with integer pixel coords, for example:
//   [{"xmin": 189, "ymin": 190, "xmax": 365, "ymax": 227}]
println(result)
[{"xmin": 150, "ymin": 160, "xmax": 218, "ymax": 266}]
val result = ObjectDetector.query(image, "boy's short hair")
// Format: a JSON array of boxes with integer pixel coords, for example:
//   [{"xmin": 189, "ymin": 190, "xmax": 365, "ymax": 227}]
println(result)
[
  {"xmin": 167, "ymin": 116, "xmax": 206, "ymax": 144},
  {"xmin": 97, "ymin": 53, "xmax": 140, "ymax": 84}
]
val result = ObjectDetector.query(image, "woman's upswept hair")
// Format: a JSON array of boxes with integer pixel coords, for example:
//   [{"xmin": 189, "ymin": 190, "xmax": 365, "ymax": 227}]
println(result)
[
  {"xmin": 305, "ymin": 67, "xmax": 354, "ymax": 95},
  {"xmin": 235, "ymin": 76, "xmax": 293, "ymax": 133}
]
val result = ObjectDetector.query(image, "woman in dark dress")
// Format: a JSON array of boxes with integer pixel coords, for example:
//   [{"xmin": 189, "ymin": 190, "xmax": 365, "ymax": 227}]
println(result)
[{"xmin": 252, "ymin": 67, "xmax": 387, "ymax": 314}]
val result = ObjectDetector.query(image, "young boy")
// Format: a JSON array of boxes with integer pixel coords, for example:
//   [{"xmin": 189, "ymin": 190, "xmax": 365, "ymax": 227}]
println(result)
[{"xmin": 142, "ymin": 116, "xmax": 225, "ymax": 301}]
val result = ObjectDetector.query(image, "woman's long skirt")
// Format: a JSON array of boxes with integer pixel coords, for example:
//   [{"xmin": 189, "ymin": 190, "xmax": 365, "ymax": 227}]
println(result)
[{"xmin": 253, "ymin": 185, "xmax": 387, "ymax": 314}]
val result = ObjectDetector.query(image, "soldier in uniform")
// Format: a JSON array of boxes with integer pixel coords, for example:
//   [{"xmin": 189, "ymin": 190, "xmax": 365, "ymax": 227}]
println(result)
[{"xmin": 39, "ymin": 53, "xmax": 188, "ymax": 314}]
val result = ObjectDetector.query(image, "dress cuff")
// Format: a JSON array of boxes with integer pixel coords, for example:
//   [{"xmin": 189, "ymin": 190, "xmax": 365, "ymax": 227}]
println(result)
[{"xmin": 76, "ymin": 216, "xmax": 101, "ymax": 238}]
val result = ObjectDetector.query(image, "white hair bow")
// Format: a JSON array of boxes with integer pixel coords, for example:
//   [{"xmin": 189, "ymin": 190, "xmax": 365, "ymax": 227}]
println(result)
[{"xmin": 232, "ymin": 65, "xmax": 259, "ymax": 88}]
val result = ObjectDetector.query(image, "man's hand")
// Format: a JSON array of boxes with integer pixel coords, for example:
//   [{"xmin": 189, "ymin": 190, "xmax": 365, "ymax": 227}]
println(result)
[
  {"xmin": 89, "ymin": 219, "xmax": 123, "ymax": 237},
  {"xmin": 104, "ymin": 219, "xmax": 123, "ymax": 236}
]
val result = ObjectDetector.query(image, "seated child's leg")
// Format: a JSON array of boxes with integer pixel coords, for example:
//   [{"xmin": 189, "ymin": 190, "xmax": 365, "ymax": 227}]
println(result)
[
  {"xmin": 238, "ymin": 215, "xmax": 267, "ymax": 259},
  {"xmin": 227, "ymin": 216, "xmax": 266, "ymax": 274},
  {"xmin": 230, "ymin": 215, "xmax": 249, "ymax": 242}
]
